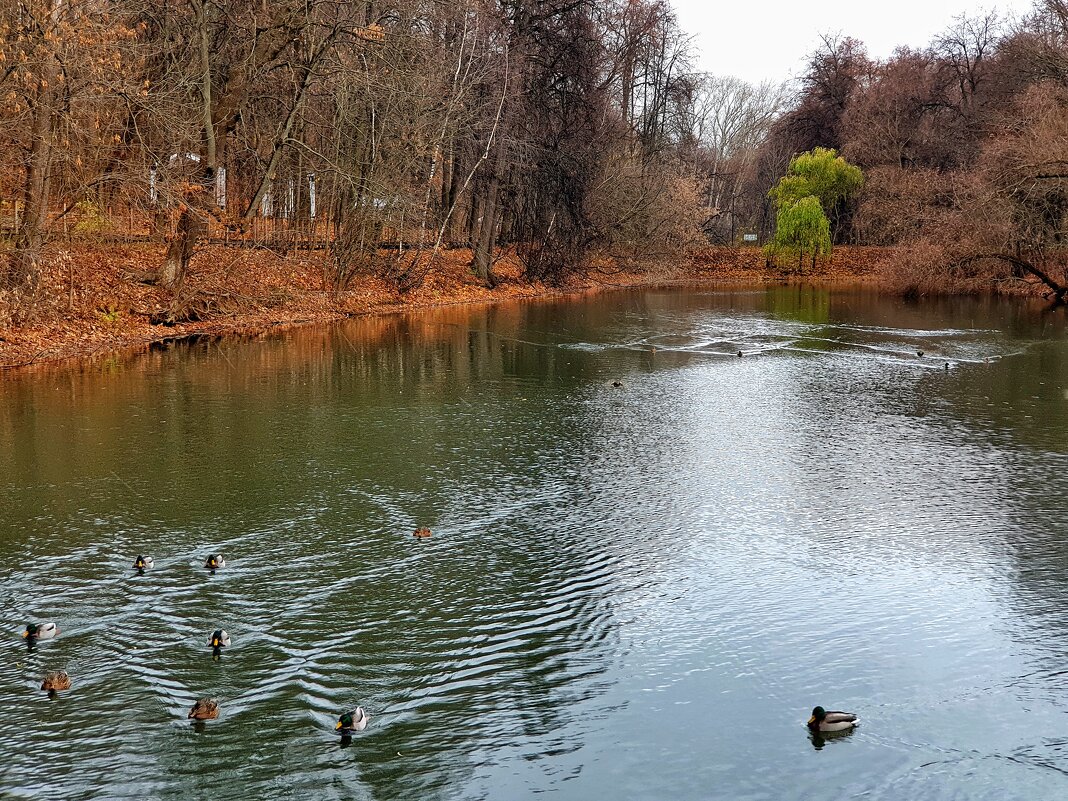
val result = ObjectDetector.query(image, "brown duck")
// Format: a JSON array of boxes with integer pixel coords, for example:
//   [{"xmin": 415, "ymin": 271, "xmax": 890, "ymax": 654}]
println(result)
[
  {"xmin": 188, "ymin": 698, "xmax": 220, "ymax": 720},
  {"xmin": 41, "ymin": 671, "xmax": 71, "ymax": 693}
]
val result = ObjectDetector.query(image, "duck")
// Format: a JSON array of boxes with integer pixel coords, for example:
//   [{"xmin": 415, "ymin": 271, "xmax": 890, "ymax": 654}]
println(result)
[
  {"xmin": 807, "ymin": 706, "xmax": 858, "ymax": 733},
  {"xmin": 209, "ymin": 629, "xmax": 231, "ymax": 657},
  {"xmin": 204, "ymin": 554, "xmax": 225, "ymax": 570},
  {"xmin": 41, "ymin": 671, "xmax": 71, "ymax": 694},
  {"xmin": 188, "ymin": 698, "xmax": 220, "ymax": 720},
  {"xmin": 22, "ymin": 622, "xmax": 59, "ymax": 644},
  {"xmin": 134, "ymin": 555, "xmax": 154, "ymax": 571},
  {"xmin": 413, "ymin": 527, "xmax": 432, "ymax": 539},
  {"xmin": 336, "ymin": 707, "xmax": 370, "ymax": 734}
]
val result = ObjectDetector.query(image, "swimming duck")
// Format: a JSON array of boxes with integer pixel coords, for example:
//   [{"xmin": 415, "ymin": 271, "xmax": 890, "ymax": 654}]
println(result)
[
  {"xmin": 413, "ymin": 527, "xmax": 432, "ymax": 539},
  {"xmin": 134, "ymin": 555, "xmax": 154, "ymax": 571},
  {"xmin": 41, "ymin": 671, "xmax": 71, "ymax": 693},
  {"xmin": 336, "ymin": 707, "xmax": 369, "ymax": 734},
  {"xmin": 807, "ymin": 706, "xmax": 858, "ymax": 732},
  {"xmin": 204, "ymin": 554, "xmax": 225, "ymax": 570},
  {"xmin": 22, "ymin": 623, "xmax": 59, "ymax": 644},
  {"xmin": 188, "ymin": 698, "xmax": 220, "ymax": 720},
  {"xmin": 209, "ymin": 629, "xmax": 231, "ymax": 657}
]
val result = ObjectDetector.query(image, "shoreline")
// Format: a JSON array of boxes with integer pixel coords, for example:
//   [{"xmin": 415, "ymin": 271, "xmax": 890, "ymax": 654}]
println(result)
[{"xmin": 2, "ymin": 244, "xmax": 893, "ymax": 372}]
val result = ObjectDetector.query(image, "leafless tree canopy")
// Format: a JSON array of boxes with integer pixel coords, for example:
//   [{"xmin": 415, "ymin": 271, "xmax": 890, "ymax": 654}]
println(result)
[
  {"xmin": 4, "ymin": 0, "xmax": 771, "ymax": 321},
  {"xmin": 6, "ymin": 0, "xmax": 1068, "ymax": 318}
]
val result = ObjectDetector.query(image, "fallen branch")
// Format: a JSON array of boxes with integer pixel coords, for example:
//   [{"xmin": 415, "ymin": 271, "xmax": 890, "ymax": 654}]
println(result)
[
  {"xmin": 952, "ymin": 253, "xmax": 1067, "ymax": 301},
  {"xmin": 0, "ymin": 349, "xmax": 48, "ymax": 370}
]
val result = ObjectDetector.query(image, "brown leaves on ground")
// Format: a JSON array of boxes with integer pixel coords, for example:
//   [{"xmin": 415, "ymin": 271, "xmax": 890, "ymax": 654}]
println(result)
[
  {"xmin": 0, "ymin": 243, "xmax": 883, "ymax": 370},
  {"xmin": 689, "ymin": 246, "xmax": 892, "ymax": 280}
]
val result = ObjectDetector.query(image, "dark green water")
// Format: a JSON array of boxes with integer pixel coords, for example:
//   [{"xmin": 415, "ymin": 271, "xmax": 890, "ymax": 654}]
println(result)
[{"xmin": 2, "ymin": 286, "xmax": 1067, "ymax": 800}]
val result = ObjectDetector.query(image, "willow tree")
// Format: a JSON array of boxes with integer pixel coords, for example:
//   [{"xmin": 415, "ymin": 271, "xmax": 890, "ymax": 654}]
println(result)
[
  {"xmin": 784, "ymin": 147, "xmax": 863, "ymax": 211},
  {"xmin": 766, "ymin": 147, "xmax": 862, "ymax": 270},
  {"xmin": 767, "ymin": 195, "xmax": 830, "ymax": 271}
]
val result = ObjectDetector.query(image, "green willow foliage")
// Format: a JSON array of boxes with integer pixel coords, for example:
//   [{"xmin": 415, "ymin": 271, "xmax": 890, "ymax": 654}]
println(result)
[
  {"xmin": 781, "ymin": 148, "xmax": 864, "ymax": 215},
  {"xmin": 768, "ymin": 196, "xmax": 831, "ymax": 270},
  {"xmin": 766, "ymin": 148, "xmax": 862, "ymax": 269}
]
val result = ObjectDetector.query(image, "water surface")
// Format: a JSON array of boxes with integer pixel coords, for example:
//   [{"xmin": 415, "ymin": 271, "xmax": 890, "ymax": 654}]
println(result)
[{"xmin": 2, "ymin": 285, "xmax": 1067, "ymax": 800}]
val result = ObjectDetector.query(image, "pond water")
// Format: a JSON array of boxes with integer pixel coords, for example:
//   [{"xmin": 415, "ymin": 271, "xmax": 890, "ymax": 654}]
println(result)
[{"xmin": 1, "ymin": 285, "xmax": 1067, "ymax": 800}]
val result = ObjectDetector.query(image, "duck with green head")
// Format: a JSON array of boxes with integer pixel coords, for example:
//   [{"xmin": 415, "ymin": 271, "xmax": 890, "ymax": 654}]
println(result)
[
  {"xmin": 336, "ymin": 707, "xmax": 369, "ymax": 734},
  {"xmin": 134, "ymin": 555, "xmax": 153, "ymax": 572},
  {"xmin": 22, "ymin": 622, "xmax": 59, "ymax": 646},
  {"xmin": 807, "ymin": 706, "xmax": 858, "ymax": 733},
  {"xmin": 204, "ymin": 554, "xmax": 225, "ymax": 570},
  {"xmin": 209, "ymin": 629, "xmax": 231, "ymax": 658}
]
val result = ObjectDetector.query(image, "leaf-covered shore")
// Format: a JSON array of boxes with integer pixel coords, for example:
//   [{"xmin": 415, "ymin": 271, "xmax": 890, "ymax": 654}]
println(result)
[{"xmin": 1, "ymin": 245, "xmax": 897, "ymax": 370}]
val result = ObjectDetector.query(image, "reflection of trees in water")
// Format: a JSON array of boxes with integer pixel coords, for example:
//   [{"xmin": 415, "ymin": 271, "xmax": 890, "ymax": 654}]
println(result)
[
  {"xmin": 765, "ymin": 284, "xmax": 831, "ymax": 324},
  {"xmin": 764, "ymin": 288, "xmax": 1068, "ymax": 455},
  {"xmin": 0, "ymin": 297, "xmax": 637, "ymax": 800}
]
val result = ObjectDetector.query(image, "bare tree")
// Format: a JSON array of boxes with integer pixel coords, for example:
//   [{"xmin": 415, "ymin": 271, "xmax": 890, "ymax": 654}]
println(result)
[{"xmin": 1, "ymin": 0, "xmax": 142, "ymax": 318}]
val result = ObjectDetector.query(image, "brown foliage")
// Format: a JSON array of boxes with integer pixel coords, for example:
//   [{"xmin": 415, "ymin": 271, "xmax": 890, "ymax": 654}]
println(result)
[
  {"xmin": 588, "ymin": 159, "xmax": 705, "ymax": 261},
  {"xmin": 842, "ymin": 51, "xmax": 966, "ymax": 171},
  {"xmin": 853, "ymin": 167, "xmax": 956, "ymax": 245}
]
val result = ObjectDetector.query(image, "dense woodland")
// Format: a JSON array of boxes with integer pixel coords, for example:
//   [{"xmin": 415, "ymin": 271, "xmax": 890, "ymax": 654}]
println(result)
[{"xmin": 2, "ymin": 0, "xmax": 1067, "ymax": 327}]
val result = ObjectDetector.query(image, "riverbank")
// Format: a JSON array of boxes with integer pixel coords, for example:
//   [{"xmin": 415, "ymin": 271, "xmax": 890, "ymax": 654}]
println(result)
[{"xmin": 0, "ymin": 244, "xmax": 893, "ymax": 370}]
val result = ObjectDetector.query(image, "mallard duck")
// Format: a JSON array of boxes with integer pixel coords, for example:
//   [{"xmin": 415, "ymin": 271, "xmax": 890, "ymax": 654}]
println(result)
[
  {"xmin": 209, "ymin": 629, "xmax": 231, "ymax": 656},
  {"xmin": 134, "ymin": 555, "xmax": 154, "ymax": 571},
  {"xmin": 413, "ymin": 527, "xmax": 432, "ymax": 539},
  {"xmin": 188, "ymin": 698, "xmax": 220, "ymax": 720},
  {"xmin": 204, "ymin": 554, "xmax": 225, "ymax": 570},
  {"xmin": 807, "ymin": 706, "xmax": 858, "ymax": 732},
  {"xmin": 41, "ymin": 671, "xmax": 71, "ymax": 693},
  {"xmin": 336, "ymin": 707, "xmax": 369, "ymax": 734},
  {"xmin": 22, "ymin": 622, "xmax": 59, "ymax": 643}
]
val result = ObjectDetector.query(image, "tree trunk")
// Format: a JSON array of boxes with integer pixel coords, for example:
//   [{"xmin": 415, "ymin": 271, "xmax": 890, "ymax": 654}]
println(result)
[
  {"xmin": 242, "ymin": 62, "xmax": 317, "ymax": 221},
  {"xmin": 160, "ymin": 206, "xmax": 203, "ymax": 288},
  {"xmin": 472, "ymin": 188, "xmax": 499, "ymax": 286},
  {"xmin": 196, "ymin": 0, "xmax": 217, "ymax": 177},
  {"xmin": 955, "ymin": 253, "xmax": 1068, "ymax": 302},
  {"xmin": 472, "ymin": 143, "xmax": 504, "ymax": 287},
  {"xmin": 6, "ymin": 48, "xmax": 58, "ymax": 301},
  {"xmin": 439, "ymin": 146, "xmax": 453, "ymax": 231},
  {"xmin": 465, "ymin": 188, "xmax": 481, "ymax": 249}
]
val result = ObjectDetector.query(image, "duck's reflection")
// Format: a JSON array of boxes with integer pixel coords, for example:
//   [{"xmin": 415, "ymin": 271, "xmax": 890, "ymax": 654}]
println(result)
[{"xmin": 808, "ymin": 727, "xmax": 856, "ymax": 751}]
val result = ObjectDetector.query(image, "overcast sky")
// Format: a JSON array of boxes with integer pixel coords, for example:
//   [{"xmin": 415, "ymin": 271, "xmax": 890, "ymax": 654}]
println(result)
[{"xmin": 671, "ymin": 0, "xmax": 1038, "ymax": 85}]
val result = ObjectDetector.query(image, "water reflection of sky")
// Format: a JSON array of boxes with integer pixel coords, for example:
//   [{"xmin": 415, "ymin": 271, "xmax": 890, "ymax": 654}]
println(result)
[{"xmin": 1, "ymin": 287, "xmax": 1066, "ymax": 800}]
